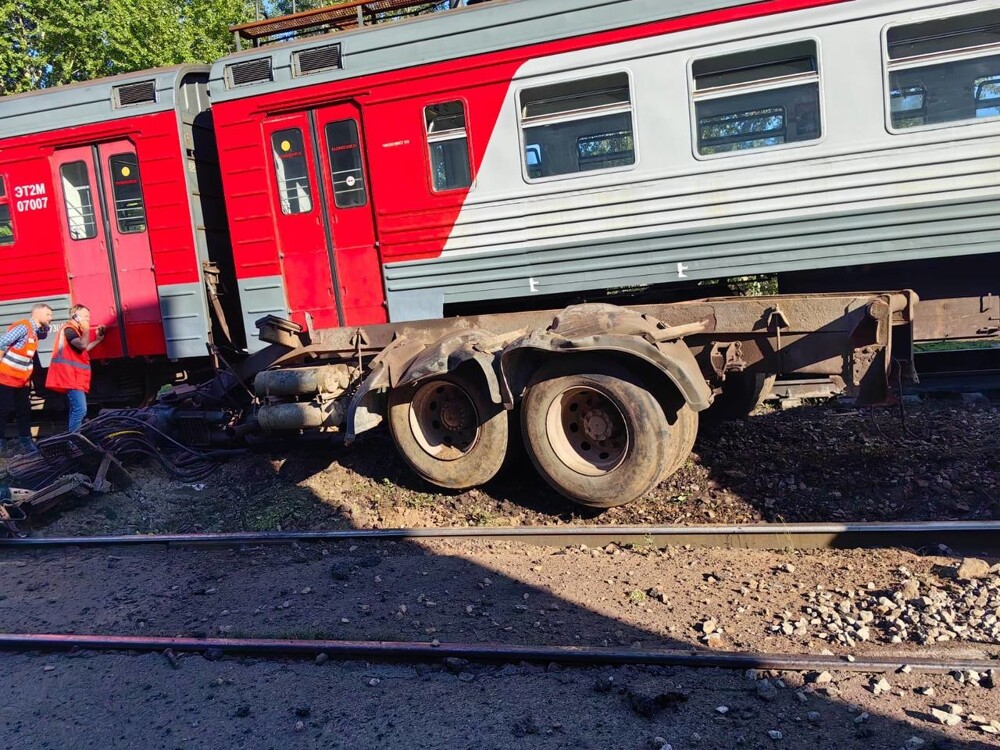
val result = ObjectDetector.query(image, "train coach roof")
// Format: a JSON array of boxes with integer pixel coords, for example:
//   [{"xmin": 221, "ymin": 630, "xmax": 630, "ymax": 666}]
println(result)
[
  {"xmin": 0, "ymin": 65, "xmax": 211, "ymax": 141},
  {"xmin": 208, "ymin": 0, "xmax": 752, "ymax": 104}
]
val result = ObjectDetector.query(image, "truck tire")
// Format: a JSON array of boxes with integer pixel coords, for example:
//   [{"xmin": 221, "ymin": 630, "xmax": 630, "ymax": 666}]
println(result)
[
  {"xmin": 706, "ymin": 372, "xmax": 776, "ymax": 420},
  {"xmin": 661, "ymin": 403, "xmax": 698, "ymax": 481},
  {"xmin": 388, "ymin": 371, "xmax": 509, "ymax": 490},
  {"xmin": 520, "ymin": 358, "xmax": 684, "ymax": 508}
]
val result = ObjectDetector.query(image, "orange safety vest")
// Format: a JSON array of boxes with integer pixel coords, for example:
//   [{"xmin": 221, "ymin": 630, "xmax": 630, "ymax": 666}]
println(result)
[
  {"xmin": 45, "ymin": 320, "xmax": 92, "ymax": 394},
  {"xmin": 0, "ymin": 318, "xmax": 38, "ymax": 388}
]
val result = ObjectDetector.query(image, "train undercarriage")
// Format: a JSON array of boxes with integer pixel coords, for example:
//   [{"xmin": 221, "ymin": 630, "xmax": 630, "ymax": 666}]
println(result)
[{"xmin": 147, "ymin": 290, "xmax": 918, "ymax": 509}]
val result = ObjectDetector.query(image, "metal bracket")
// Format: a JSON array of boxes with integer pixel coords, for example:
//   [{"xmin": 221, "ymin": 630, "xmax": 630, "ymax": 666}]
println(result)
[{"xmin": 709, "ymin": 341, "xmax": 748, "ymax": 379}]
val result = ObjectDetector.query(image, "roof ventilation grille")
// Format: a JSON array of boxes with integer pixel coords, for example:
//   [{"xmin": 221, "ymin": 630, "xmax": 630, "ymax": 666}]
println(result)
[
  {"xmin": 293, "ymin": 44, "xmax": 343, "ymax": 77},
  {"xmin": 226, "ymin": 58, "xmax": 274, "ymax": 89},
  {"xmin": 112, "ymin": 80, "xmax": 157, "ymax": 108}
]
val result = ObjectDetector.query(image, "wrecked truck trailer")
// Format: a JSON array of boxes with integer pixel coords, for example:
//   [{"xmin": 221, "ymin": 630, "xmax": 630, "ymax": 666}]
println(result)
[{"xmin": 153, "ymin": 291, "xmax": 916, "ymax": 509}]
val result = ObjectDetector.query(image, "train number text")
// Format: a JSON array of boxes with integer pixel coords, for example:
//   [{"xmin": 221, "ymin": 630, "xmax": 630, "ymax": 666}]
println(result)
[{"xmin": 13, "ymin": 183, "xmax": 48, "ymax": 212}]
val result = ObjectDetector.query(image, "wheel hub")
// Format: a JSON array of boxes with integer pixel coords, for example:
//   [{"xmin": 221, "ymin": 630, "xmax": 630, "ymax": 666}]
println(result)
[
  {"xmin": 439, "ymin": 396, "xmax": 473, "ymax": 432},
  {"xmin": 408, "ymin": 380, "xmax": 480, "ymax": 461},
  {"xmin": 545, "ymin": 386, "xmax": 629, "ymax": 477},
  {"xmin": 581, "ymin": 408, "xmax": 614, "ymax": 442}
]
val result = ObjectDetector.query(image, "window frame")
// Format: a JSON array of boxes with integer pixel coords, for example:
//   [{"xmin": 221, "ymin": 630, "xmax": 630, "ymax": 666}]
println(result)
[
  {"xmin": 882, "ymin": 10, "xmax": 1000, "ymax": 135},
  {"xmin": 270, "ymin": 127, "xmax": 314, "ymax": 216},
  {"xmin": 687, "ymin": 37, "xmax": 826, "ymax": 161},
  {"xmin": 59, "ymin": 160, "xmax": 100, "ymax": 241},
  {"xmin": 0, "ymin": 175, "xmax": 14, "ymax": 246},
  {"xmin": 324, "ymin": 118, "xmax": 369, "ymax": 209},
  {"xmin": 423, "ymin": 98, "xmax": 475, "ymax": 194},
  {"xmin": 515, "ymin": 69, "xmax": 640, "ymax": 184},
  {"xmin": 107, "ymin": 152, "xmax": 148, "ymax": 235}
]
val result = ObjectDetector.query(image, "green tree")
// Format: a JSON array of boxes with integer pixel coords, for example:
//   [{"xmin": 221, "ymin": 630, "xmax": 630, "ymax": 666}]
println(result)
[{"xmin": 0, "ymin": 0, "xmax": 253, "ymax": 95}]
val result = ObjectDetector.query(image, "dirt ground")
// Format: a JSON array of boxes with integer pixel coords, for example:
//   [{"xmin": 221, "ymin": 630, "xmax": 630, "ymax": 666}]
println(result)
[
  {"xmin": 17, "ymin": 396, "xmax": 999, "ymax": 537},
  {"xmin": 3, "ymin": 652, "xmax": 1000, "ymax": 750},
  {"xmin": 1, "ymin": 541, "xmax": 999, "ymax": 749},
  {"xmin": 2, "ymin": 398, "xmax": 998, "ymax": 749}
]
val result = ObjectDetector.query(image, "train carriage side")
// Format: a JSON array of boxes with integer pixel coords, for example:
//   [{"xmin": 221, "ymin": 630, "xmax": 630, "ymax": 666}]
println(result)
[
  {"xmin": 209, "ymin": 0, "xmax": 864, "ymax": 350},
  {"xmin": 211, "ymin": 0, "xmax": 998, "ymax": 351},
  {"xmin": 0, "ymin": 66, "xmax": 240, "ymax": 406}
]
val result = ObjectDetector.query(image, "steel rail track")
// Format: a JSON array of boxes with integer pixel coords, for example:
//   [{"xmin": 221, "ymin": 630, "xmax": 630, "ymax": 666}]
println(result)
[
  {"xmin": 1, "ymin": 521, "xmax": 998, "ymax": 552},
  {"xmin": 1, "ymin": 633, "xmax": 995, "ymax": 675}
]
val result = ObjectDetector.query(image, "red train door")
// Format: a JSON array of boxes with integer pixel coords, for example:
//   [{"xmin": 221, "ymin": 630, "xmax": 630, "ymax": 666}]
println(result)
[
  {"xmin": 51, "ymin": 141, "xmax": 162, "ymax": 357},
  {"xmin": 96, "ymin": 142, "xmax": 162, "ymax": 356},
  {"xmin": 263, "ymin": 114, "xmax": 343, "ymax": 331},
  {"xmin": 263, "ymin": 104, "xmax": 386, "ymax": 331},
  {"xmin": 51, "ymin": 146, "xmax": 125, "ymax": 358},
  {"xmin": 313, "ymin": 103, "xmax": 386, "ymax": 326}
]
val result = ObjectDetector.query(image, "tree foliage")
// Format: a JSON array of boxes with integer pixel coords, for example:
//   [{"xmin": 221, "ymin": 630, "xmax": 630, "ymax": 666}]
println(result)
[{"xmin": 0, "ymin": 0, "xmax": 254, "ymax": 94}]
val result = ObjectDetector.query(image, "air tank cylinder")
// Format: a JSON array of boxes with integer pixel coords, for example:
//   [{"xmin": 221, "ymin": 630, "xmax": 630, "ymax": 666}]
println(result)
[
  {"xmin": 256, "ymin": 399, "xmax": 345, "ymax": 432},
  {"xmin": 254, "ymin": 365, "xmax": 353, "ymax": 398}
]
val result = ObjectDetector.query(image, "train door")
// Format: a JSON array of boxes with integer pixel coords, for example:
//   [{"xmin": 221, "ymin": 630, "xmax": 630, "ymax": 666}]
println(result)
[
  {"xmin": 313, "ymin": 103, "xmax": 386, "ymax": 326},
  {"xmin": 51, "ymin": 147, "xmax": 125, "ymax": 358},
  {"xmin": 95, "ymin": 142, "xmax": 162, "ymax": 356},
  {"xmin": 263, "ymin": 104, "xmax": 386, "ymax": 332},
  {"xmin": 51, "ymin": 142, "xmax": 162, "ymax": 357},
  {"xmin": 263, "ymin": 113, "xmax": 343, "ymax": 331}
]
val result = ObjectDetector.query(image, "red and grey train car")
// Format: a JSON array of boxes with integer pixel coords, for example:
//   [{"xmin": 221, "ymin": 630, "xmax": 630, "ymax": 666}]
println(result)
[
  {"xmin": 208, "ymin": 0, "xmax": 1000, "ymax": 350},
  {"xmin": 0, "ymin": 66, "xmax": 238, "ymax": 404}
]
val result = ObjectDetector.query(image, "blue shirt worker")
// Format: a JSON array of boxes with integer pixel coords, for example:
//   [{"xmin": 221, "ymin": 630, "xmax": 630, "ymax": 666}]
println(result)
[{"xmin": 0, "ymin": 303, "xmax": 52, "ymax": 453}]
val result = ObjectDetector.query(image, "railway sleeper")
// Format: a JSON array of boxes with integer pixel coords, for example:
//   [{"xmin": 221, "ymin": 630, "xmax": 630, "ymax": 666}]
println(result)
[{"xmin": 163, "ymin": 292, "xmax": 914, "ymax": 508}]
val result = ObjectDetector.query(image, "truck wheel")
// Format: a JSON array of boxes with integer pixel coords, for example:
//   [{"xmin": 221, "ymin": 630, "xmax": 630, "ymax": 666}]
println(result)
[
  {"xmin": 661, "ymin": 403, "xmax": 698, "ymax": 481},
  {"xmin": 707, "ymin": 372, "xmax": 776, "ymax": 420},
  {"xmin": 520, "ymin": 359, "xmax": 680, "ymax": 508},
  {"xmin": 388, "ymin": 372, "xmax": 508, "ymax": 490}
]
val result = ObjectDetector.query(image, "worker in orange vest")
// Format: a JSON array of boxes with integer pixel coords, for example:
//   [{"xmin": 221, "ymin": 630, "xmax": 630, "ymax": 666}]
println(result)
[
  {"xmin": 46, "ymin": 304, "xmax": 105, "ymax": 433},
  {"xmin": 0, "ymin": 303, "xmax": 52, "ymax": 453}
]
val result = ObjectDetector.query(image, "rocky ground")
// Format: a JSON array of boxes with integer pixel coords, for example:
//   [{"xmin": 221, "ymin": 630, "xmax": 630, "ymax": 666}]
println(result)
[
  {"xmin": 3, "ymin": 652, "xmax": 1000, "ymax": 750},
  {"xmin": 2, "ymin": 397, "xmax": 998, "ymax": 748},
  {"xmin": 10, "ymin": 396, "xmax": 999, "ymax": 537},
  {"xmin": 1, "ymin": 540, "xmax": 999, "ymax": 749}
]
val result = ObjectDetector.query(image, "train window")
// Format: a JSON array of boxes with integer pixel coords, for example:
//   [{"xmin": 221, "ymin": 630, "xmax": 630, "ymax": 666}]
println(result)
[
  {"xmin": 890, "ymin": 85, "xmax": 927, "ymax": 129},
  {"xmin": 0, "ymin": 177, "xmax": 12, "ymax": 245},
  {"xmin": 425, "ymin": 101, "xmax": 472, "ymax": 192},
  {"xmin": 691, "ymin": 41, "xmax": 821, "ymax": 155},
  {"xmin": 886, "ymin": 9, "xmax": 1000, "ymax": 130},
  {"xmin": 59, "ymin": 161, "xmax": 99, "ymax": 240},
  {"xmin": 108, "ymin": 154, "xmax": 147, "ymax": 234},
  {"xmin": 518, "ymin": 73, "xmax": 635, "ymax": 179},
  {"xmin": 975, "ymin": 76, "xmax": 1000, "ymax": 118},
  {"xmin": 325, "ymin": 119, "xmax": 368, "ymax": 208},
  {"xmin": 271, "ymin": 129, "xmax": 313, "ymax": 214}
]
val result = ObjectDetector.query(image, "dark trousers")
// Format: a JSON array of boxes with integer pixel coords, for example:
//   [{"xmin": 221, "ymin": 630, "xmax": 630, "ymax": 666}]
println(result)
[{"xmin": 0, "ymin": 383, "xmax": 32, "ymax": 439}]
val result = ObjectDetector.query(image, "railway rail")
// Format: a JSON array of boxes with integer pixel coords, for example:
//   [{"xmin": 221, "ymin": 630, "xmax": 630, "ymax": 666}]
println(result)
[
  {"xmin": 2, "ymin": 522, "xmax": 996, "ymax": 680},
  {"xmin": 2, "ymin": 521, "xmax": 998, "ymax": 554},
  {"xmin": 0, "ymin": 633, "xmax": 995, "ymax": 677}
]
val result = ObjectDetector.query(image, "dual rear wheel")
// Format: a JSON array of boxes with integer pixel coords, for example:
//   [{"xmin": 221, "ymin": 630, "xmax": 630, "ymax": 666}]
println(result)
[{"xmin": 387, "ymin": 359, "xmax": 697, "ymax": 508}]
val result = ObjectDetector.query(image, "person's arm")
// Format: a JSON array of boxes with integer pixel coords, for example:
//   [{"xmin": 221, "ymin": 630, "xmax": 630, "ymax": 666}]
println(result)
[
  {"xmin": 67, "ymin": 325, "xmax": 104, "ymax": 353},
  {"xmin": 85, "ymin": 327, "xmax": 105, "ymax": 352},
  {"xmin": 65, "ymin": 327, "xmax": 85, "ymax": 352},
  {"xmin": 0, "ymin": 324, "xmax": 27, "ymax": 353}
]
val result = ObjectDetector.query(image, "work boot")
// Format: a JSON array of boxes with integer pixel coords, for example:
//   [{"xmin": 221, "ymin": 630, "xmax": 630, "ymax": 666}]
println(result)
[{"xmin": 19, "ymin": 438, "xmax": 37, "ymax": 454}]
